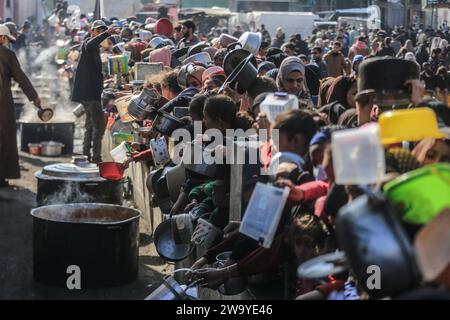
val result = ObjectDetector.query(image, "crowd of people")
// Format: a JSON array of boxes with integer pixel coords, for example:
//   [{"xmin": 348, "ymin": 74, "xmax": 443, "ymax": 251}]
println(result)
[{"xmin": 1, "ymin": 4, "xmax": 450, "ymax": 300}]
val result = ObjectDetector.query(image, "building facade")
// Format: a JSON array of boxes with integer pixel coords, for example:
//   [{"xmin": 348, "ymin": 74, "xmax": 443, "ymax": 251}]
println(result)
[{"xmin": 0, "ymin": 0, "xmax": 40, "ymax": 25}]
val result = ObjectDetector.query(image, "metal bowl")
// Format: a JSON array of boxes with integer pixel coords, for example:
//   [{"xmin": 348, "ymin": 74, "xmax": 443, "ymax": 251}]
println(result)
[
  {"xmin": 238, "ymin": 32, "xmax": 262, "ymax": 56},
  {"xmin": 154, "ymin": 219, "xmax": 194, "ymax": 262},
  {"xmin": 182, "ymin": 52, "xmax": 212, "ymax": 67}
]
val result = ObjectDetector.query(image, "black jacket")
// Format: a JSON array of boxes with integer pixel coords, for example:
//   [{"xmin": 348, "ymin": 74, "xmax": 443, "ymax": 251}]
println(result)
[{"xmin": 71, "ymin": 31, "xmax": 110, "ymax": 103}]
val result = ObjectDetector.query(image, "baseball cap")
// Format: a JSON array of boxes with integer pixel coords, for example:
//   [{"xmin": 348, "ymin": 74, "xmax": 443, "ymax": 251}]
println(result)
[
  {"xmin": 91, "ymin": 20, "xmax": 107, "ymax": 30},
  {"xmin": 0, "ymin": 24, "xmax": 16, "ymax": 42}
]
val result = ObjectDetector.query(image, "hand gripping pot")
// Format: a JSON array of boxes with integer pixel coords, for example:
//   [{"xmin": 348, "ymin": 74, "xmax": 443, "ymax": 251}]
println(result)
[
  {"xmin": 336, "ymin": 191, "xmax": 420, "ymax": 299},
  {"xmin": 221, "ymin": 54, "xmax": 258, "ymax": 95},
  {"xmin": 191, "ymin": 218, "xmax": 223, "ymax": 249},
  {"xmin": 223, "ymin": 48, "xmax": 258, "ymax": 76},
  {"xmin": 171, "ymin": 213, "xmax": 194, "ymax": 245}
]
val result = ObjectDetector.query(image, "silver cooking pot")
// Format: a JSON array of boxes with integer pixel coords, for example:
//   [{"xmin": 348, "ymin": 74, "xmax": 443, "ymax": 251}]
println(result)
[
  {"xmin": 41, "ymin": 141, "xmax": 65, "ymax": 157},
  {"xmin": 182, "ymin": 52, "xmax": 212, "ymax": 67},
  {"xmin": 238, "ymin": 32, "xmax": 262, "ymax": 56},
  {"xmin": 73, "ymin": 104, "xmax": 85, "ymax": 118}
]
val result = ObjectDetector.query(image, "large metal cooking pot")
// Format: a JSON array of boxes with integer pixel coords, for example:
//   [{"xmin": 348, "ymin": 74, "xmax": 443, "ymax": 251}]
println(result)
[
  {"xmin": 223, "ymin": 48, "xmax": 257, "ymax": 76},
  {"xmin": 337, "ymin": 191, "xmax": 421, "ymax": 299},
  {"xmin": 238, "ymin": 32, "xmax": 262, "ymax": 56},
  {"xmin": 31, "ymin": 203, "xmax": 140, "ymax": 288},
  {"xmin": 35, "ymin": 156, "xmax": 123, "ymax": 206},
  {"xmin": 154, "ymin": 219, "xmax": 194, "ymax": 262}
]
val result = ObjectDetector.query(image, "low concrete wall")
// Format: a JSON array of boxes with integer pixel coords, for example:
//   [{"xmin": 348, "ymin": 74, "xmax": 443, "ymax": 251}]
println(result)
[{"xmin": 102, "ymin": 130, "xmax": 162, "ymax": 235}]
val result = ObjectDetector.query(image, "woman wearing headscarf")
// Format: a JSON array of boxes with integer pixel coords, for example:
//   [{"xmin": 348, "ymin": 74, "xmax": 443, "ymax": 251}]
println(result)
[
  {"xmin": 405, "ymin": 52, "xmax": 420, "ymax": 70},
  {"xmin": 396, "ymin": 40, "xmax": 414, "ymax": 58},
  {"xmin": 276, "ymin": 56, "xmax": 313, "ymax": 107}
]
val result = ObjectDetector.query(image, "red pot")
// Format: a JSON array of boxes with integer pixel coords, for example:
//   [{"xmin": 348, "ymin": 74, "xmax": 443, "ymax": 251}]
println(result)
[{"xmin": 98, "ymin": 162, "xmax": 125, "ymax": 181}]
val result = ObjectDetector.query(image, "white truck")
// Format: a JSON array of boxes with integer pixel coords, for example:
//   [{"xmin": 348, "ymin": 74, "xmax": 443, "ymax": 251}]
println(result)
[{"xmin": 230, "ymin": 11, "xmax": 319, "ymax": 39}]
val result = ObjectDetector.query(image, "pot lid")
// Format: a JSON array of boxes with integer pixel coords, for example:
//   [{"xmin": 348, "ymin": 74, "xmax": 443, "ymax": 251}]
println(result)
[{"xmin": 39, "ymin": 156, "xmax": 101, "ymax": 179}]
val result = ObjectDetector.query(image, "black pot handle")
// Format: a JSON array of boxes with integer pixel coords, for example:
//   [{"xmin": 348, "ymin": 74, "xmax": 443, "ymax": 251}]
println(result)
[{"xmin": 227, "ymin": 42, "xmax": 242, "ymax": 51}]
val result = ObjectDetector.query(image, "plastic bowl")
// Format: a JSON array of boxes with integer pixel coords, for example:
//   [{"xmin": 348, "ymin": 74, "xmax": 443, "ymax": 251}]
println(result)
[{"xmin": 384, "ymin": 163, "xmax": 450, "ymax": 225}]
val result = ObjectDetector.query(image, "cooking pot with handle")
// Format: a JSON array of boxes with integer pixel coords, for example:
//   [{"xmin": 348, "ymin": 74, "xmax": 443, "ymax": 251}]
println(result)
[{"xmin": 336, "ymin": 191, "xmax": 421, "ymax": 299}]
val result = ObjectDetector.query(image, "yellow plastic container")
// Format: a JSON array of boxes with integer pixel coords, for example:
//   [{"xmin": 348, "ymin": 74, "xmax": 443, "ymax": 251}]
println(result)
[{"xmin": 379, "ymin": 107, "xmax": 444, "ymax": 145}]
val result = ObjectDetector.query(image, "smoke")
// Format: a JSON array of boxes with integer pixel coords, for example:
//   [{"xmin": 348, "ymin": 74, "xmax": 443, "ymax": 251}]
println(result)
[
  {"xmin": 17, "ymin": 45, "xmax": 76, "ymax": 123},
  {"xmin": 42, "ymin": 181, "xmax": 94, "ymax": 206}
]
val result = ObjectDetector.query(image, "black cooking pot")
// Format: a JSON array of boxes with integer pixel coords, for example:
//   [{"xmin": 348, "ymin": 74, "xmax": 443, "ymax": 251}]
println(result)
[
  {"xmin": 187, "ymin": 41, "xmax": 210, "ymax": 57},
  {"xmin": 152, "ymin": 109, "xmax": 185, "ymax": 136},
  {"xmin": 357, "ymin": 57, "xmax": 420, "ymax": 100},
  {"xmin": 35, "ymin": 157, "xmax": 123, "ymax": 206},
  {"xmin": 20, "ymin": 121, "xmax": 74, "ymax": 154},
  {"xmin": 31, "ymin": 203, "xmax": 140, "ymax": 288},
  {"xmin": 154, "ymin": 219, "xmax": 194, "ymax": 262},
  {"xmin": 222, "ymin": 54, "xmax": 258, "ymax": 95},
  {"xmin": 337, "ymin": 191, "xmax": 421, "ymax": 299},
  {"xmin": 223, "ymin": 48, "xmax": 257, "ymax": 76},
  {"xmin": 147, "ymin": 166, "xmax": 171, "ymax": 201}
]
